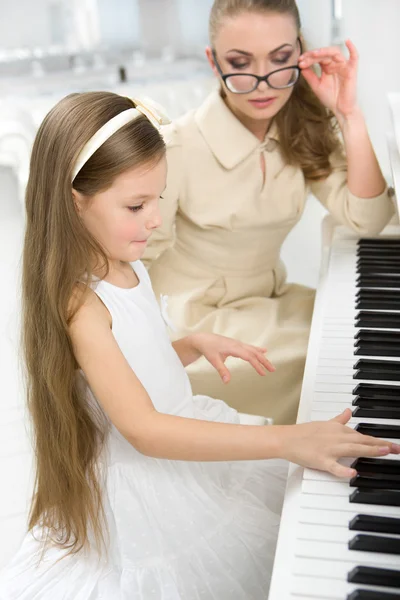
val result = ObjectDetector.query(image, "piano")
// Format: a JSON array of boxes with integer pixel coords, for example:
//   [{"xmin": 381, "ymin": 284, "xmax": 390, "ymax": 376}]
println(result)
[{"xmin": 268, "ymin": 95, "xmax": 400, "ymax": 600}]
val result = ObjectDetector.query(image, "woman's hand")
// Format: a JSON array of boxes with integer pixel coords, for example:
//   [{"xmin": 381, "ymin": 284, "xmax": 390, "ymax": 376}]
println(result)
[
  {"xmin": 279, "ymin": 408, "xmax": 400, "ymax": 477},
  {"xmin": 298, "ymin": 39, "xmax": 360, "ymax": 120},
  {"xmin": 190, "ymin": 332, "xmax": 275, "ymax": 383}
]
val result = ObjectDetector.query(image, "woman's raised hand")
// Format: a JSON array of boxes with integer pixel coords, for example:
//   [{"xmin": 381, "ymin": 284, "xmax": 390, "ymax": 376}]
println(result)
[
  {"xmin": 298, "ymin": 39, "xmax": 360, "ymax": 120},
  {"xmin": 279, "ymin": 408, "xmax": 400, "ymax": 478}
]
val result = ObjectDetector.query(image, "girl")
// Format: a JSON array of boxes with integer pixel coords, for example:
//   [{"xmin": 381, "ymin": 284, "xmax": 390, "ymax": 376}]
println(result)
[
  {"xmin": 142, "ymin": 0, "xmax": 396, "ymax": 425},
  {"xmin": 0, "ymin": 92, "xmax": 397, "ymax": 600}
]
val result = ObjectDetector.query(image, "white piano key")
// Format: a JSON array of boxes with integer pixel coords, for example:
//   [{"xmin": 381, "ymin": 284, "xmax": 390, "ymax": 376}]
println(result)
[
  {"xmin": 302, "ymin": 479, "xmax": 351, "ymax": 496},
  {"xmin": 291, "ymin": 575, "xmax": 399, "ymax": 599},
  {"xmin": 292, "ymin": 557, "xmax": 379, "ymax": 579},
  {"xmin": 294, "ymin": 539, "xmax": 400, "ymax": 567},
  {"xmin": 297, "ymin": 522, "xmax": 400, "ymax": 543},
  {"xmin": 310, "ymin": 402, "xmax": 353, "ymax": 413},
  {"xmin": 312, "ymin": 392, "xmax": 354, "ymax": 403},
  {"xmin": 298, "ymin": 506, "xmax": 400, "ymax": 527},
  {"xmin": 297, "ymin": 523, "xmax": 350, "ymax": 543},
  {"xmin": 300, "ymin": 492, "xmax": 400, "ymax": 517}
]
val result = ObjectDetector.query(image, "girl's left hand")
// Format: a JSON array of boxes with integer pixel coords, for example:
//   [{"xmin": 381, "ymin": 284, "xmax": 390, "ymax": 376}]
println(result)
[
  {"xmin": 191, "ymin": 333, "xmax": 275, "ymax": 383},
  {"xmin": 298, "ymin": 39, "xmax": 359, "ymax": 119}
]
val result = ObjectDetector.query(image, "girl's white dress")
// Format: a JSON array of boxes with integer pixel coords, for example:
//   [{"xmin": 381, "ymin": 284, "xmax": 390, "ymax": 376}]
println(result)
[{"xmin": 0, "ymin": 261, "xmax": 287, "ymax": 600}]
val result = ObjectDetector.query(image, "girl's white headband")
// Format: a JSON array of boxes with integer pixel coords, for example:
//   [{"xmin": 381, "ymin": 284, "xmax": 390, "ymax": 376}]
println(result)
[{"xmin": 72, "ymin": 97, "xmax": 171, "ymax": 182}]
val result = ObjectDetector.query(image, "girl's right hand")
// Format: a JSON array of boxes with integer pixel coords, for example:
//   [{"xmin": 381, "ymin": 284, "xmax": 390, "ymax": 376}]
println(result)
[{"xmin": 280, "ymin": 408, "xmax": 400, "ymax": 478}]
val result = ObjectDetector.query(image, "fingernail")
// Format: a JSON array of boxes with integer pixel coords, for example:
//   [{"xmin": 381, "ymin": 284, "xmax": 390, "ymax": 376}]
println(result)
[
  {"xmin": 379, "ymin": 446, "xmax": 390, "ymax": 454},
  {"xmin": 222, "ymin": 375, "xmax": 229, "ymax": 383}
]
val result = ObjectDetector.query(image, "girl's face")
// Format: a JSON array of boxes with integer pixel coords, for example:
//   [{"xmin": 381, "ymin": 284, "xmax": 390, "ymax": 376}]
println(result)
[
  {"xmin": 73, "ymin": 156, "xmax": 167, "ymax": 264},
  {"xmin": 206, "ymin": 11, "xmax": 301, "ymax": 123}
]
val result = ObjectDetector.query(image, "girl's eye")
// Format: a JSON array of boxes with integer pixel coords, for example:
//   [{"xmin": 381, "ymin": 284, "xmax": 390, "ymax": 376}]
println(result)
[{"xmin": 128, "ymin": 204, "xmax": 144, "ymax": 212}]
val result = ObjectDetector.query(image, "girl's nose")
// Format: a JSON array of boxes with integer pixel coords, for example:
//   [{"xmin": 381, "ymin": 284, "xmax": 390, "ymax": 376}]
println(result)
[{"xmin": 146, "ymin": 210, "xmax": 162, "ymax": 230}]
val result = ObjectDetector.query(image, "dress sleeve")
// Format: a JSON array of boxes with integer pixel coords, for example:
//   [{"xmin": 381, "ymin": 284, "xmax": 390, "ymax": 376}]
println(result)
[
  {"xmin": 309, "ymin": 146, "xmax": 395, "ymax": 235},
  {"xmin": 141, "ymin": 124, "xmax": 182, "ymax": 269}
]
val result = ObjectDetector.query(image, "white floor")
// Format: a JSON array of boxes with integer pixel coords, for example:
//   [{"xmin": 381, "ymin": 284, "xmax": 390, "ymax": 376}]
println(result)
[{"xmin": 0, "ymin": 167, "xmax": 326, "ymax": 571}]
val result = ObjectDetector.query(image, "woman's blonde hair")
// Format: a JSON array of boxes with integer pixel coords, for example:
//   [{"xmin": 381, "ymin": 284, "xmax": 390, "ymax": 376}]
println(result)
[
  {"xmin": 209, "ymin": 0, "xmax": 341, "ymax": 180},
  {"xmin": 23, "ymin": 91, "xmax": 165, "ymax": 558}
]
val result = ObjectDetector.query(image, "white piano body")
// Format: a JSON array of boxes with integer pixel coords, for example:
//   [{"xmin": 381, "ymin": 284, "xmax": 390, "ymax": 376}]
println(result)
[{"xmin": 268, "ymin": 95, "xmax": 400, "ymax": 600}]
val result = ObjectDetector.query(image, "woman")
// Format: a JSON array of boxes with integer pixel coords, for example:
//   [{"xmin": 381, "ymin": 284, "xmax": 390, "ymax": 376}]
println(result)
[{"xmin": 142, "ymin": 0, "xmax": 395, "ymax": 425}]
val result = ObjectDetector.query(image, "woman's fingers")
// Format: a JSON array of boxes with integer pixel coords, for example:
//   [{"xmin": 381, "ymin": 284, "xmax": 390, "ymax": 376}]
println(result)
[{"xmin": 345, "ymin": 39, "xmax": 359, "ymax": 66}]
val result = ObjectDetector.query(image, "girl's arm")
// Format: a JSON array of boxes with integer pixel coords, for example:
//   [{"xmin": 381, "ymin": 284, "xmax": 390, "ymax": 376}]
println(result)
[{"xmin": 70, "ymin": 292, "xmax": 399, "ymax": 478}]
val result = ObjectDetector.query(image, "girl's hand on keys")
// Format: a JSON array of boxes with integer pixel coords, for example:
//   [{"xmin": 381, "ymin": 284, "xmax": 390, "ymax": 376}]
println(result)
[{"xmin": 279, "ymin": 408, "xmax": 400, "ymax": 477}]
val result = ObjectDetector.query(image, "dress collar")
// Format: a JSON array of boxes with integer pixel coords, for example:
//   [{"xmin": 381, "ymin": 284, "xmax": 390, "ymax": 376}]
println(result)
[{"xmin": 195, "ymin": 89, "xmax": 279, "ymax": 170}]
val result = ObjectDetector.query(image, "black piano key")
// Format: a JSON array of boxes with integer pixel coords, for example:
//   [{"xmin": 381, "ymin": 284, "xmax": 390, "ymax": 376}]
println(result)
[
  {"xmin": 357, "ymin": 265, "xmax": 400, "ymax": 275},
  {"xmin": 349, "ymin": 534, "xmax": 400, "ymax": 555},
  {"xmin": 350, "ymin": 489, "xmax": 400, "ymax": 507},
  {"xmin": 353, "ymin": 357, "xmax": 400, "ymax": 369},
  {"xmin": 353, "ymin": 383, "xmax": 400, "ymax": 399},
  {"xmin": 354, "ymin": 423, "xmax": 400, "ymax": 439},
  {"xmin": 354, "ymin": 370, "xmax": 400, "ymax": 382},
  {"xmin": 357, "ymin": 292, "xmax": 400, "ymax": 303},
  {"xmin": 353, "ymin": 358, "xmax": 400, "ymax": 381},
  {"xmin": 352, "ymin": 406, "xmax": 400, "ymax": 419},
  {"xmin": 357, "ymin": 255, "xmax": 400, "ymax": 264},
  {"xmin": 353, "ymin": 395, "xmax": 400, "ymax": 406},
  {"xmin": 350, "ymin": 474, "xmax": 400, "ymax": 490},
  {"xmin": 354, "ymin": 343, "xmax": 400, "ymax": 357},
  {"xmin": 348, "ymin": 590, "xmax": 400, "ymax": 600},
  {"xmin": 355, "ymin": 330, "xmax": 400, "ymax": 341},
  {"xmin": 348, "ymin": 565, "xmax": 400, "ymax": 588},
  {"xmin": 356, "ymin": 279, "xmax": 400, "ymax": 290},
  {"xmin": 349, "ymin": 514, "xmax": 400, "ymax": 534},
  {"xmin": 357, "ymin": 272, "xmax": 400, "ymax": 280},
  {"xmin": 355, "ymin": 312, "xmax": 400, "ymax": 327},
  {"xmin": 357, "ymin": 301, "xmax": 400, "ymax": 311},
  {"xmin": 351, "ymin": 458, "xmax": 400, "ymax": 476},
  {"xmin": 358, "ymin": 238, "xmax": 400, "ymax": 246}
]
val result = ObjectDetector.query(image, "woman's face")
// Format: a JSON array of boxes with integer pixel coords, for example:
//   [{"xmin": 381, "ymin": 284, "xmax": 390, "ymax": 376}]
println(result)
[{"xmin": 206, "ymin": 11, "xmax": 301, "ymax": 122}]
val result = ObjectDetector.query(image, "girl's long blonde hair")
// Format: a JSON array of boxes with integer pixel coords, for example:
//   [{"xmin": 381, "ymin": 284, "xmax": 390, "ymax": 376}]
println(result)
[
  {"xmin": 209, "ymin": 0, "xmax": 341, "ymax": 180},
  {"xmin": 23, "ymin": 92, "xmax": 165, "ymax": 558}
]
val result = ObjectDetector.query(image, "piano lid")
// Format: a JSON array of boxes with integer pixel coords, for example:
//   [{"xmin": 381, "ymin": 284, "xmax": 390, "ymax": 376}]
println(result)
[{"xmin": 388, "ymin": 93, "xmax": 400, "ymax": 220}]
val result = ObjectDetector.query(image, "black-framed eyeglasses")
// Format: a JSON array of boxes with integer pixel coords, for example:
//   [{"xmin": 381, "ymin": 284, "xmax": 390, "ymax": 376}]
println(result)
[{"xmin": 212, "ymin": 38, "xmax": 303, "ymax": 94}]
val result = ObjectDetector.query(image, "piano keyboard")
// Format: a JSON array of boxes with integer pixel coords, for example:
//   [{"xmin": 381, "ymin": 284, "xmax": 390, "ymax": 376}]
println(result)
[{"xmin": 268, "ymin": 224, "xmax": 400, "ymax": 600}]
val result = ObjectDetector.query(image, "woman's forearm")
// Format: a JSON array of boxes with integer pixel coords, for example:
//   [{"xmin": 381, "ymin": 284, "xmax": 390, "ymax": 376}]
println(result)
[{"xmin": 338, "ymin": 107, "xmax": 386, "ymax": 198}]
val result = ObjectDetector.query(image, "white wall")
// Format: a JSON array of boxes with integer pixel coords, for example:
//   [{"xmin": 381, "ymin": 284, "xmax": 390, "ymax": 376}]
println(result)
[
  {"xmin": 97, "ymin": 0, "xmax": 140, "ymax": 48},
  {"xmin": 342, "ymin": 0, "xmax": 400, "ymax": 175},
  {"xmin": 0, "ymin": 0, "xmax": 52, "ymax": 50}
]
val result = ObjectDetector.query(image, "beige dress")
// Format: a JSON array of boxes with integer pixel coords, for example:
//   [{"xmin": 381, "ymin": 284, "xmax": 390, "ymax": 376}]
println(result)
[{"xmin": 143, "ymin": 90, "xmax": 395, "ymax": 425}]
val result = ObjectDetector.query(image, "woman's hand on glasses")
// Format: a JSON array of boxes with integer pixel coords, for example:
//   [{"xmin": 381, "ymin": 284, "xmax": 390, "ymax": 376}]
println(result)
[{"xmin": 298, "ymin": 39, "xmax": 360, "ymax": 121}]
